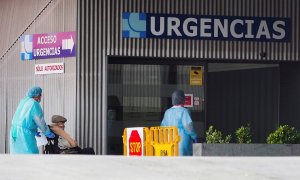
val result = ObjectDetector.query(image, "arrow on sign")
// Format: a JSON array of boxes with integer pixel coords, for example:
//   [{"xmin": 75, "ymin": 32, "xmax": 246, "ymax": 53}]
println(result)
[{"xmin": 62, "ymin": 35, "xmax": 74, "ymax": 53}]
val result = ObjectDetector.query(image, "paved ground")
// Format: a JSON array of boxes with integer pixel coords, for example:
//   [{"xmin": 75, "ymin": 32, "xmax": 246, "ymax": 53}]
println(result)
[{"xmin": 0, "ymin": 155, "xmax": 299, "ymax": 180}]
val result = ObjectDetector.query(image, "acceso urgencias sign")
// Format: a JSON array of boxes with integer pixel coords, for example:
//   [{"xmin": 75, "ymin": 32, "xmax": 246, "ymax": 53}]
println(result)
[{"xmin": 21, "ymin": 31, "xmax": 76, "ymax": 60}]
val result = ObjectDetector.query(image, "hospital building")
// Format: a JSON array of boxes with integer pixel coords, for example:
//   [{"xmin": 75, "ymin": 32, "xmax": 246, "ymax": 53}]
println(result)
[{"xmin": 0, "ymin": 0, "xmax": 299, "ymax": 154}]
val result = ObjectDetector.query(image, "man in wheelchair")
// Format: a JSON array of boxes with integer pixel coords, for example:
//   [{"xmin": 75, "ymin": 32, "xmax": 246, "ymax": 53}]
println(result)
[{"xmin": 44, "ymin": 115, "xmax": 95, "ymax": 155}]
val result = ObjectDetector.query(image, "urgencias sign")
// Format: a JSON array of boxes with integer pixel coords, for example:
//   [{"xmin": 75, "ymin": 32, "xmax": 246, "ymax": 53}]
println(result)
[{"xmin": 122, "ymin": 12, "xmax": 290, "ymax": 42}]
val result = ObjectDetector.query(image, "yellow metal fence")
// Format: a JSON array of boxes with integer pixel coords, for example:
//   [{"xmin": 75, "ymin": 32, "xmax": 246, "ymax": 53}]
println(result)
[{"xmin": 123, "ymin": 126, "xmax": 180, "ymax": 156}]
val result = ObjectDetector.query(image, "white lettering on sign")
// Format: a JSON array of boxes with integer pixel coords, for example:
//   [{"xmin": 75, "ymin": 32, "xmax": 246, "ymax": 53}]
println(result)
[
  {"xmin": 33, "ymin": 47, "xmax": 61, "ymax": 57},
  {"xmin": 183, "ymin": 18, "xmax": 198, "ymax": 37},
  {"xmin": 148, "ymin": 15, "xmax": 289, "ymax": 41},
  {"xmin": 150, "ymin": 17, "xmax": 286, "ymax": 39},
  {"xmin": 35, "ymin": 63, "xmax": 64, "ymax": 75},
  {"xmin": 37, "ymin": 35, "xmax": 57, "ymax": 44}
]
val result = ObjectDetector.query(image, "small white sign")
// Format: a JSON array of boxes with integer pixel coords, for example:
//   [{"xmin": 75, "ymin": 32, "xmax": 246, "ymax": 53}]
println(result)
[
  {"xmin": 126, "ymin": 127, "xmax": 144, "ymax": 156},
  {"xmin": 35, "ymin": 129, "xmax": 48, "ymax": 146},
  {"xmin": 35, "ymin": 63, "xmax": 64, "ymax": 75},
  {"xmin": 194, "ymin": 100, "xmax": 200, "ymax": 106}
]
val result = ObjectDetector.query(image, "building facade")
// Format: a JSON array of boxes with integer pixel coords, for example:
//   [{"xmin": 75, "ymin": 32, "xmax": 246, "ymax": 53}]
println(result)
[{"xmin": 1, "ymin": 0, "xmax": 300, "ymax": 154}]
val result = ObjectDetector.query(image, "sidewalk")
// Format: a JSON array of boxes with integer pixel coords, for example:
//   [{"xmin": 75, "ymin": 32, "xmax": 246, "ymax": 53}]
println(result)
[{"xmin": 0, "ymin": 155, "xmax": 299, "ymax": 180}]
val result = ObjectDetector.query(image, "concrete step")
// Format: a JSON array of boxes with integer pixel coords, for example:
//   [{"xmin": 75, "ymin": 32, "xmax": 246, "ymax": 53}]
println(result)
[{"xmin": 1, "ymin": 155, "xmax": 299, "ymax": 180}]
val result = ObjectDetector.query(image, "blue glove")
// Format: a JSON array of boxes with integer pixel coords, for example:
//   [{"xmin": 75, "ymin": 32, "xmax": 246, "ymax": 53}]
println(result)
[
  {"xmin": 45, "ymin": 132, "xmax": 55, "ymax": 139},
  {"xmin": 35, "ymin": 132, "xmax": 41, "ymax": 137}
]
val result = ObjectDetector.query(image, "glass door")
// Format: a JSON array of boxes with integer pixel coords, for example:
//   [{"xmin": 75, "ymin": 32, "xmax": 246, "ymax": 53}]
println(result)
[{"xmin": 107, "ymin": 60, "xmax": 206, "ymax": 155}]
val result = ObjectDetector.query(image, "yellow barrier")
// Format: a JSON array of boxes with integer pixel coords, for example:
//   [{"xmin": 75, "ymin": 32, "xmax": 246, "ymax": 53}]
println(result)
[
  {"xmin": 148, "ymin": 126, "xmax": 180, "ymax": 156},
  {"xmin": 123, "ymin": 126, "xmax": 180, "ymax": 156}
]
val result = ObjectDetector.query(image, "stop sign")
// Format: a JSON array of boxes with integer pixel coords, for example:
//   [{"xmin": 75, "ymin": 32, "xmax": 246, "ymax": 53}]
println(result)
[{"xmin": 127, "ymin": 128, "xmax": 144, "ymax": 156}]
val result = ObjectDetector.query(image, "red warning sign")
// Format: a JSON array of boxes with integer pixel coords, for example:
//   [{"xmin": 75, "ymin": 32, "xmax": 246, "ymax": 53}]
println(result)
[
  {"xmin": 184, "ymin": 94, "xmax": 193, "ymax": 107},
  {"xmin": 128, "ymin": 130, "xmax": 142, "ymax": 156}
]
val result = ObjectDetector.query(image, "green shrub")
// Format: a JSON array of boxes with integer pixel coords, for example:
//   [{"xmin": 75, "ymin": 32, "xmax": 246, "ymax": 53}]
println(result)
[
  {"xmin": 235, "ymin": 124, "xmax": 252, "ymax": 144},
  {"xmin": 267, "ymin": 125, "xmax": 300, "ymax": 144},
  {"xmin": 206, "ymin": 126, "xmax": 231, "ymax": 143}
]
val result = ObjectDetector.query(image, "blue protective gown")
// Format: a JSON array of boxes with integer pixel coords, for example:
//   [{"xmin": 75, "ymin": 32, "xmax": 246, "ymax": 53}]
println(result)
[
  {"xmin": 10, "ymin": 97, "xmax": 51, "ymax": 154},
  {"xmin": 161, "ymin": 106, "xmax": 197, "ymax": 156}
]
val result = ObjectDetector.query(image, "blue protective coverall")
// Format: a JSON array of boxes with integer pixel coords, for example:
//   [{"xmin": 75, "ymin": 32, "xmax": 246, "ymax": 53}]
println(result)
[
  {"xmin": 161, "ymin": 106, "xmax": 197, "ymax": 156},
  {"xmin": 10, "ymin": 97, "xmax": 52, "ymax": 154}
]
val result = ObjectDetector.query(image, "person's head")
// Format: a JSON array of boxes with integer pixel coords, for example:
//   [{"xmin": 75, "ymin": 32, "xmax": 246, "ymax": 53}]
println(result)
[
  {"xmin": 172, "ymin": 90, "xmax": 185, "ymax": 106},
  {"xmin": 51, "ymin": 115, "xmax": 67, "ymax": 129},
  {"xmin": 27, "ymin": 86, "xmax": 42, "ymax": 103}
]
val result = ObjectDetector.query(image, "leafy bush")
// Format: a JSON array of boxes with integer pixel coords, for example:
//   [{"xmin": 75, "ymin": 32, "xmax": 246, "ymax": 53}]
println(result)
[
  {"xmin": 235, "ymin": 124, "xmax": 252, "ymax": 144},
  {"xmin": 267, "ymin": 125, "xmax": 300, "ymax": 144},
  {"xmin": 206, "ymin": 126, "xmax": 231, "ymax": 143}
]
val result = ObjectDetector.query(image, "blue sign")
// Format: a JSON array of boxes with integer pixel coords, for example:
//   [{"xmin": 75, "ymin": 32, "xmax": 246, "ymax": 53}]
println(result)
[
  {"xmin": 122, "ymin": 12, "xmax": 291, "ymax": 42},
  {"xmin": 21, "ymin": 35, "xmax": 33, "ymax": 60}
]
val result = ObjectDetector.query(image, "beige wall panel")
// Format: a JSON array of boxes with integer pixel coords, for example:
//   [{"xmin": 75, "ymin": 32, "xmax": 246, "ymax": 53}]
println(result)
[
  {"xmin": 0, "ymin": 0, "xmax": 76, "ymax": 153},
  {"xmin": 64, "ymin": 0, "xmax": 77, "ymax": 31},
  {"xmin": 0, "ymin": 60, "xmax": 7, "ymax": 153},
  {"xmin": 5, "ymin": 40, "xmax": 36, "ymax": 153},
  {"xmin": 62, "ymin": 0, "xmax": 76, "ymax": 137},
  {"xmin": 0, "ymin": 0, "xmax": 51, "ymax": 59},
  {"xmin": 63, "ymin": 57, "xmax": 76, "ymax": 138}
]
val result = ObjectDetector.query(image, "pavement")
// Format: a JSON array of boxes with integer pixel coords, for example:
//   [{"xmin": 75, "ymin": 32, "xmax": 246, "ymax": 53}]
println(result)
[{"xmin": 0, "ymin": 155, "xmax": 299, "ymax": 180}]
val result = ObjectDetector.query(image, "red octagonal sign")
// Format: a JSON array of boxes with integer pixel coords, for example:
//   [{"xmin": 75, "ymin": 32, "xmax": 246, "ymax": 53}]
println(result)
[{"xmin": 129, "ymin": 130, "xmax": 142, "ymax": 156}]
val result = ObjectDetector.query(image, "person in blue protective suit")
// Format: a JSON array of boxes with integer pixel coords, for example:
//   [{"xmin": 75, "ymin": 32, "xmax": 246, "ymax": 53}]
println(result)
[
  {"xmin": 161, "ymin": 90, "xmax": 197, "ymax": 156},
  {"xmin": 10, "ymin": 86, "xmax": 55, "ymax": 154}
]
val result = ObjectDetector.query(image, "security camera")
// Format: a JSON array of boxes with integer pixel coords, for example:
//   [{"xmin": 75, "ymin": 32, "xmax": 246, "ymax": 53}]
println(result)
[{"xmin": 260, "ymin": 52, "xmax": 267, "ymax": 58}]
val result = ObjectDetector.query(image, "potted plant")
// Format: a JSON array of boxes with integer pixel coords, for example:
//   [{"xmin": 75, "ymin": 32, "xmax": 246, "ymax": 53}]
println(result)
[
  {"xmin": 267, "ymin": 125, "xmax": 300, "ymax": 144},
  {"xmin": 235, "ymin": 124, "xmax": 252, "ymax": 144},
  {"xmin": 206, "ymin": 126, "xmax": 231, "ymax": 144}
]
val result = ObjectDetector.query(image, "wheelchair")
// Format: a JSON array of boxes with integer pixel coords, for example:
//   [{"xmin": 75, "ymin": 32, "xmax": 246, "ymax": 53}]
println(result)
[{"xmin": 44, "ymin": 133, "xmax": 95, "ymax": 155}]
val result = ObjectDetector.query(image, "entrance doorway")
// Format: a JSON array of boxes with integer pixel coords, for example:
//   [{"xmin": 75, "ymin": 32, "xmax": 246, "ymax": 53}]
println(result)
[{"xmin": 107, "ymin": 58, "xmax": 206, "ymax": 155}]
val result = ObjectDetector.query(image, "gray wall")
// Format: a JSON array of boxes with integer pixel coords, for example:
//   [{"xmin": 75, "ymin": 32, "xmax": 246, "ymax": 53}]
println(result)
[
  {"xmin": 207, "ymin": 67, "xmax": 279, "ymax": 142},
  {"xmin": 0, "ymin": 0, "xmax": 76, "ymax": 153},
  {"xmin": 77, "ymin": 0, "xmax": 300, "ymax": 154},
  {"xmin": 280, "ymin": 63, "xmax": 300, "ymax": 129}
]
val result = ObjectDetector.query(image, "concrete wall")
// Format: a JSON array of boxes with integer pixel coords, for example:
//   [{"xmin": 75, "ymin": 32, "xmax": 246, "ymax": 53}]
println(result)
[
  {"xmin": 193, "ymin": 143, "xmax": 300, "ymax": 156},
  {"xmin": 0, "ymin": 0, "xmax": 50, "ymax": 58}
]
